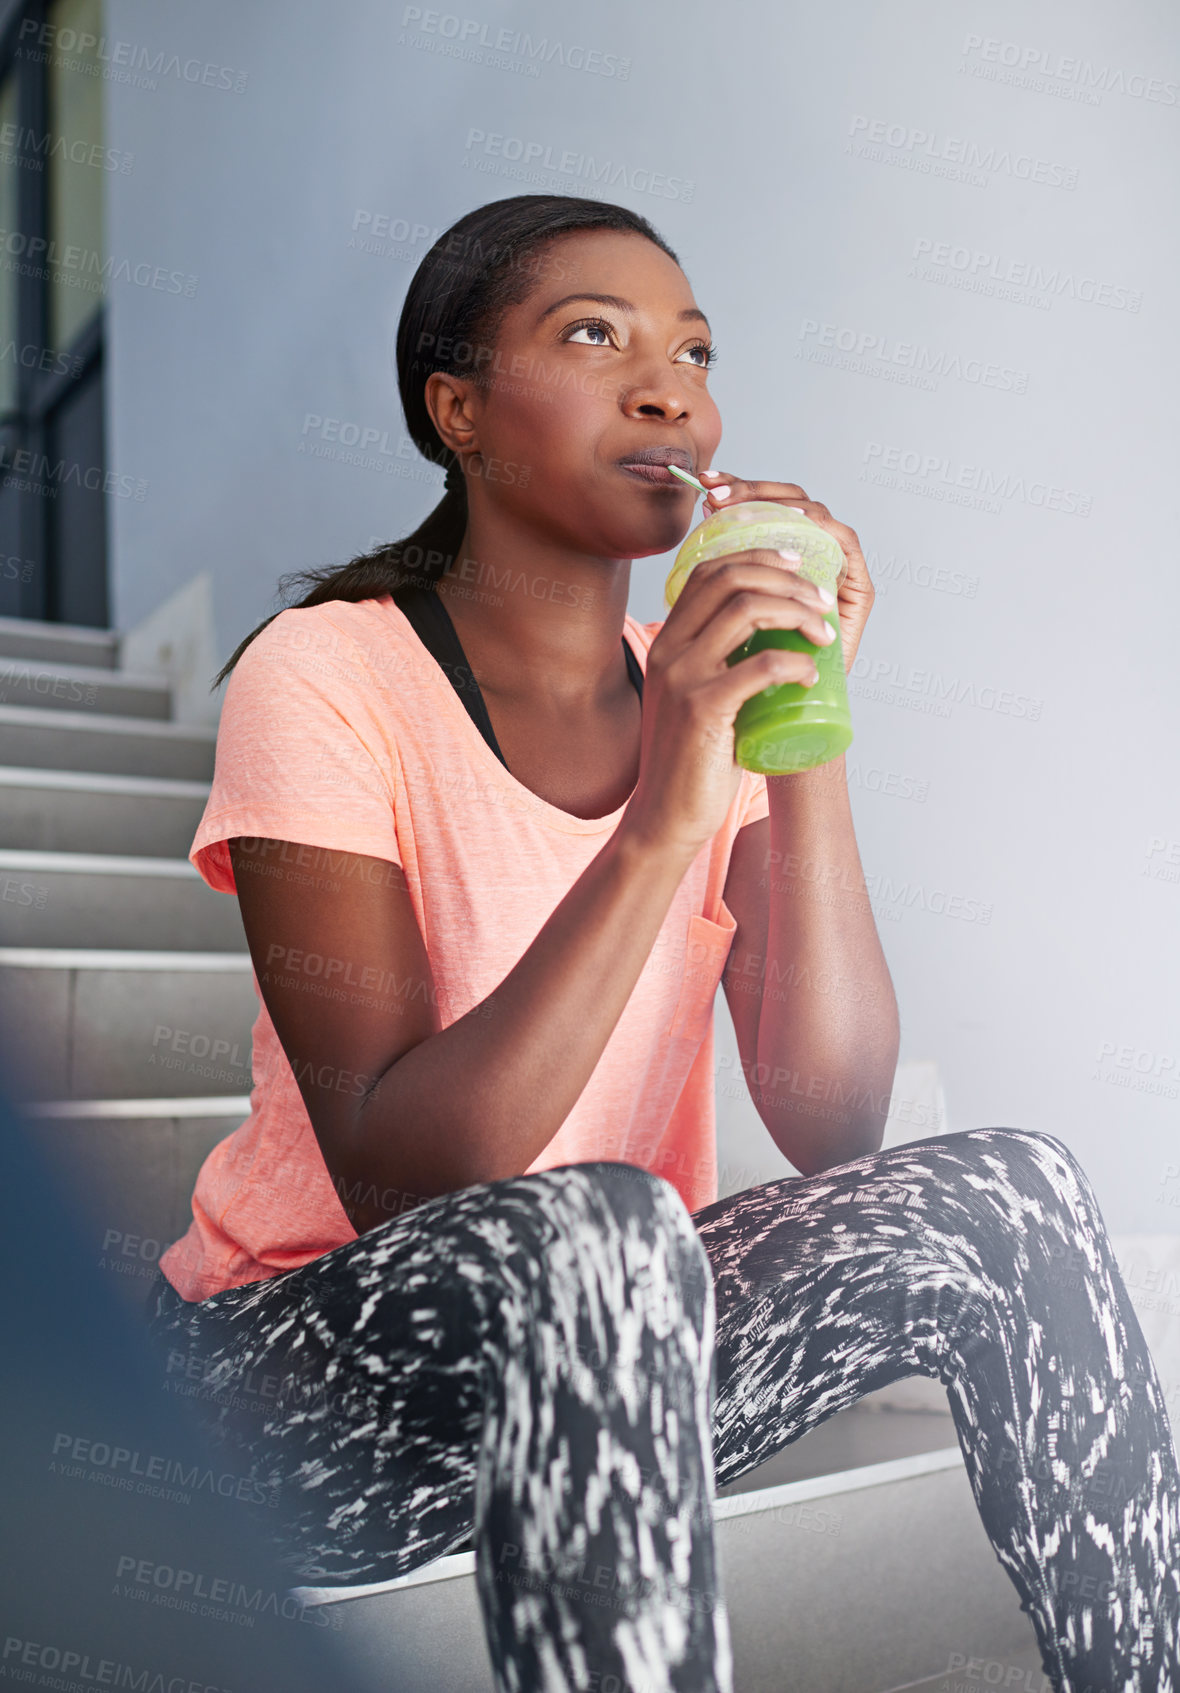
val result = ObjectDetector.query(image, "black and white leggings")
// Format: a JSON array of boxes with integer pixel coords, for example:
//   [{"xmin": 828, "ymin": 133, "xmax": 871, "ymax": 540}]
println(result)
[{"xmin": 145, "ymin": 1127, "xmax": 1180, "ymax": 1693}]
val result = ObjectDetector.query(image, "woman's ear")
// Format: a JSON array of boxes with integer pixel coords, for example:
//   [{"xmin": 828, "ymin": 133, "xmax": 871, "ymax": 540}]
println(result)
[{"xmin": 423, "ymin": 371, "xmax": 481, "ymax": 462}]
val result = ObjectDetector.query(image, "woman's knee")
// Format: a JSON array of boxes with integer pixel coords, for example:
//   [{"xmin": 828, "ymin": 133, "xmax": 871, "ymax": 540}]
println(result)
[
  {"xmin": 935, "ymin": 1127, "xmax": 1103, "ymax": 1238},
  {"xmin": 513, "ymin": 1161, "xmax": 712, "ymax": 1308},
  {"xmin": 574, "ymin": 1158, "xmax": 693, "ymax": 1219},
  {"xmin": 470, "ymin": 1166, "xmax": 715, "ymax": 1404},
  {"xmin": 953, "ymin": 1125, "xmax": 1090, "ymax": 1187},
  {"xmin": 566, "ymin": 1160, "xmax": 705, "ymax": 1253}
]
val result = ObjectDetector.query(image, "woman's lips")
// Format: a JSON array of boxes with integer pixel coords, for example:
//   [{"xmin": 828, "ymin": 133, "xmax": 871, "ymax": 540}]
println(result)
[{"xmin": 618, "ymin": 461, "xmax": 679, "ymax": 484}]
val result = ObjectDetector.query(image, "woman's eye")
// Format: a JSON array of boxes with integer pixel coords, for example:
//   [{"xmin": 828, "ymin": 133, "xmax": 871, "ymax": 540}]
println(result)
[
  {"xmin": 564, "ymin": 319, "xmax": 613, "ymax": 346},
  {"xmin": 562, "ymin": 320, "xmax": 718, "ymax": 367},
  {"xmin": 678, "ymin": 341, "xmax": 718, "ymax": 369}
]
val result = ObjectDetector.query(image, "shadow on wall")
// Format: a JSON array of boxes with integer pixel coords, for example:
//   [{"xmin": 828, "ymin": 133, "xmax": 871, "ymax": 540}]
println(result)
[
  {"xmin": 120, "ymin": 573, "xmax": 224, "ymax": 727},
  {"xmin": 0, "ymin": 1085, "xmax": 389, "ymax": 1693}
]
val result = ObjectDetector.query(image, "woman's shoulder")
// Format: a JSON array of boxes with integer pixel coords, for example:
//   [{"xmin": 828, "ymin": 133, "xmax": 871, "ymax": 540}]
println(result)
[
  {"xmin": 625, "ymin": 614, "xmax": 665, "ymax": 656},
  {"xmin": 210, "ymin": 597, "xmax": 445, "ymax": 766},
  {"xmin": 246, "ymin": 594, "xmax": 409, "ymax": 661},
  {"xmin": 229, "ymin": 595, "xmax": 430, "ymax": 696}
]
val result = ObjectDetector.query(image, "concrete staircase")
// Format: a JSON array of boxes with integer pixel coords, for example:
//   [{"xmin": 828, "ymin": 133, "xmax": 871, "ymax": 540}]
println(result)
[
  {"xmin": 0, "ymin": 613, "xmax": 1047, "ymax": 1692},
  {"xmin": 0, "ymin": 613, "xmax": 254, "ymax": 1275}
]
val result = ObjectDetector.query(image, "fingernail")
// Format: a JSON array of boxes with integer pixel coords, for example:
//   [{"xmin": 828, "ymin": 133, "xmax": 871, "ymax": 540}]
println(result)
[
  {"xmin": 818, "ymin": 586, "xmax": 836, "ymax": 606},
  {"xmin": 777, "ymin": 548, "xmax": 802, "ymax": 562},
  {"xmin": 709, "ymin": 484, "xmax": 732, "ymax": 500},
  {"xmin": 699, "ymin": 468, "xmax": 722, "ymax": 480},
  {"xmin": 788, "ymin": 505, "xmax": 807, "ymax": 514}
]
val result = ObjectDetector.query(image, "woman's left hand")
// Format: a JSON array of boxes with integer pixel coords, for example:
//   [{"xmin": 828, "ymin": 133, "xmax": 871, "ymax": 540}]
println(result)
[{"xmin": 698, "ymin": 471, "xmax": 874, "ymax": 672}]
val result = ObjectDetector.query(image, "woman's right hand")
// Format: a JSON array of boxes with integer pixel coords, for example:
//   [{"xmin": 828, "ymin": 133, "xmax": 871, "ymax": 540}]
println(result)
[{"xmin": 622, "ymin": 549, "xmax": 838, "ymax": 861}]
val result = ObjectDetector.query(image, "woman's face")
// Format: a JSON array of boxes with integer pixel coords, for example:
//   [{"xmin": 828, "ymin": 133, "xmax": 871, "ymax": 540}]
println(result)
[{"xmin": 457, "ymin": 228, "xmax": 722, "ymax": 562}]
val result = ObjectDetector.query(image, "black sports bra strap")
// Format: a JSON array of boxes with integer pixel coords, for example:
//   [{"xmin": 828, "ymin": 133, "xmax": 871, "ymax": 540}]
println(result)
[
  {"xmin": 393, "ymin": 585, "xmax": 643, "ymax": 773},
  {"xmin": 394, "ymin": 583, "xmax": 509, "ymax": 767},
  {"xmin": 622, "ymin": 636, "xmax": 644, "ymax": 700}
]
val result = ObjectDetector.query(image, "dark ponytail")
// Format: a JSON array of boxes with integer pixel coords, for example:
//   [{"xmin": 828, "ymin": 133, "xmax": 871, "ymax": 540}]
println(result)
[{"xmin": 213, "ymin": 193, "xmax": 681, "ymax": 687}]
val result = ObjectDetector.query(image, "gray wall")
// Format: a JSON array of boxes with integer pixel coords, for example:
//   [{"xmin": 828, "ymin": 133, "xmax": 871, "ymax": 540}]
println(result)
[{"xmin": 104, "ymin": 0, "xmax": 1179, "ymax": 1232}]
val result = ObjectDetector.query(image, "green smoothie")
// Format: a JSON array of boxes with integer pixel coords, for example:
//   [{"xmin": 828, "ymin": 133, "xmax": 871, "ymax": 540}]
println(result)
[{"xmin": 665, "ymin": 500, "xmax": 853, "ymax": 775}]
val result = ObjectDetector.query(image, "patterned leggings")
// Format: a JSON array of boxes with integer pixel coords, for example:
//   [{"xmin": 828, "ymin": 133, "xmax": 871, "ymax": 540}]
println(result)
[{"xmin": 145, "ymin": 1128, "xmax": 1180, "ymax": 1693}]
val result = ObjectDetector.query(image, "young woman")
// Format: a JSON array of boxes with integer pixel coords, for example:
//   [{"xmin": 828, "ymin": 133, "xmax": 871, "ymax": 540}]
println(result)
[{"xmin": 145, "ymin": 194, "xmax": 1180, "ymax": 1693}]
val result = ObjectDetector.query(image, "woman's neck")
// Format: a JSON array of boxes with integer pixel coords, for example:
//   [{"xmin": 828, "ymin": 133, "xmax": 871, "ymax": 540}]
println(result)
[{"xmin": 432, "ymin": 526, "xmax": 634, "ymax": 710}]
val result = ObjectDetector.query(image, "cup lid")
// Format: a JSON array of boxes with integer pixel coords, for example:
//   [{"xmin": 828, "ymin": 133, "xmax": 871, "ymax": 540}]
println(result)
[{"xmin": 667, "ymin": 500, "xmax": 847, "ymax": 608}]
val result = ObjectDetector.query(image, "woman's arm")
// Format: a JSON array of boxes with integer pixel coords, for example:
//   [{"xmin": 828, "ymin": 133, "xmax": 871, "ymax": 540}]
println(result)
[
  {"xmin": 229, "ymin": 825, "xmax": 695, "ymax": 1234},
  {"xmin": 702, "ymin": 469, "xmax": 896, "ymax": 1174},
  {"xmin": 721, "ymin": 755, "xmax": 900, "ymax": 1176},
  {"xmin": 224, "ymin": 525, "xmax": 840, "ymax": 1231}
]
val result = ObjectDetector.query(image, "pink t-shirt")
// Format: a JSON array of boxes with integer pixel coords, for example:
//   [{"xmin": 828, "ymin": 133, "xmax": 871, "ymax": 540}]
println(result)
[{"xmin": 159, "ymin": 594, "xmax": 769, "ymax": 1302}]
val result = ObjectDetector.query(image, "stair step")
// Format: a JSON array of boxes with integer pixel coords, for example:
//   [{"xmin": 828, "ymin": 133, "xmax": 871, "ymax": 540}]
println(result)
[
  {"xmin": 0, "ymin": 655, "xmax": 172, "ymax": 719},
  {"xmin": 302, "ymin": 1445, "xmax": 1038, "ymax": 1693},
  {"xmin": 0, "ymin": 613, "xmax": 119, "ymax": 670},
  {"xmin": 20, "ymin": 1096, "xmax": 251, "ymax": 1292},
  {"xmin": 0, "ymin": 948, "xmax": 256, "ymax": 1100},
  {"xmin": 0, "ymin": 704, "xmax": 216, "ymax": 780},
  {"xmin": 882, "ymin": 1638, "xmax": 1049, "ymax": 1692},
  {"xmin": 715, "ymin": 1398, "xmax": 959, "ymax": 1496},
  {"xmin": 25, "ymin": 1095, "xmax": 252, "ymax": 1118},
  {"xmin": 0, "ymin": 850, "xmax": 246, "ymax": 949},
  {"xmin": 0, "ymin": 765, "xmax": 210, "ymax": 855}
]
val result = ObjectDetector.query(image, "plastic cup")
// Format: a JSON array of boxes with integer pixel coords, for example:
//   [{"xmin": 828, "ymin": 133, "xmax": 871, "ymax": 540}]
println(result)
[{"xmin": 665, "ymin": 500, "xmax": 853, "ymax": 774}]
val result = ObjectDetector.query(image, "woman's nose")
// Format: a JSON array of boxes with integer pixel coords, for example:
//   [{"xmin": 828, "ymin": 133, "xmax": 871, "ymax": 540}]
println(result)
[{"xmin": 620, "ymin": 381, "xmax": 690, "ymax": 420}]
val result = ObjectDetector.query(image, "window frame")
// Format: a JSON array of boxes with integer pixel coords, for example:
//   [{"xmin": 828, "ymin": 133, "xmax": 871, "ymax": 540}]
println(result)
[{"xmin": 0, "ymin": 0, "xmax": 108, "ymax": 625}]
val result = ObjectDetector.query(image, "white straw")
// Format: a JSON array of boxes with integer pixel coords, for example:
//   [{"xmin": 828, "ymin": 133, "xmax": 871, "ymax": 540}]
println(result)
[{"xmin": 666, "ymin": 463, "xmax": 709, "ymax": 495}]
